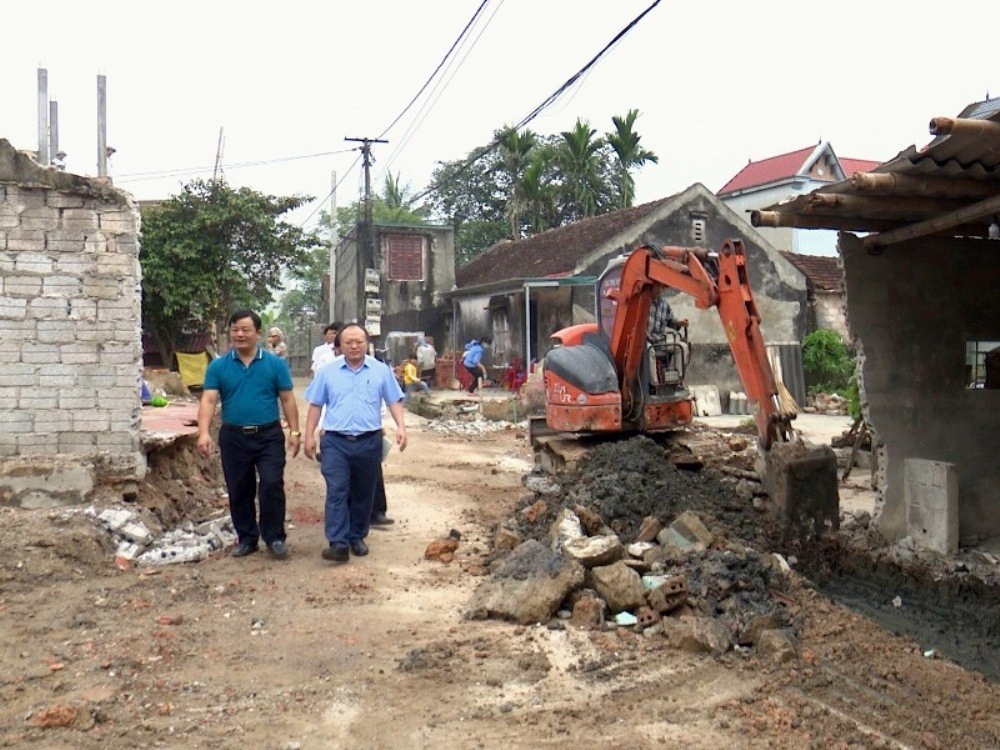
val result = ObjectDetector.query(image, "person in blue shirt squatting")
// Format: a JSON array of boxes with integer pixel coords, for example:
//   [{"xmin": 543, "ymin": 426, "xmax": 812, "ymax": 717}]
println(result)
[
  {"xmin": 303, "ymin": 323, "xmax": 407, "ymax": 563},
  {"xmin": 461, "ymin": 335, "xmax": 492, "ymax": 394},
  {"xmin": 197, "ymin": 309, "xmax": 301, "ymax": 559}
]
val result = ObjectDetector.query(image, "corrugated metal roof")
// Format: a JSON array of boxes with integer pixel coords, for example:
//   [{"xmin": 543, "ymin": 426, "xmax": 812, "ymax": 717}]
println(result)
[{"xmin": 753, "ymin": 97, "xmax": 1000, "ymax": 251}]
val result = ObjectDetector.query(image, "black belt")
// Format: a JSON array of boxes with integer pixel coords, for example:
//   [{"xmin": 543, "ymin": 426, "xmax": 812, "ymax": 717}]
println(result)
[
  {"xmin": 330, "ymin": 430, "xmax": 380, "ymax": 441},
  {"xmin": 222, "ymin": 421, "xmax": 281, "ymax": 435}
]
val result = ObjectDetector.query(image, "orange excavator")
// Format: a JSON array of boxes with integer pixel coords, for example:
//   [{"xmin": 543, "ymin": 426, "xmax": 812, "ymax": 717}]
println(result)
[{"xmin": 536, "ymin": 240, "xmax": 838, "ymax": 532}]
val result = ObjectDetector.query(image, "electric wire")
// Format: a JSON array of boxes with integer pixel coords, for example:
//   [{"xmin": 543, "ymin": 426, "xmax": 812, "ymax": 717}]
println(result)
[
  {"xmin": 114, "ymin": 148, "xmax": 357, "ymax": 184},
  {"xmin": 410, "ymin": 0, "xmax": 662, "ymax": 204},
  {"xmin": 374, "ymin": 0, "xmax": 504, "ymax": 188}
]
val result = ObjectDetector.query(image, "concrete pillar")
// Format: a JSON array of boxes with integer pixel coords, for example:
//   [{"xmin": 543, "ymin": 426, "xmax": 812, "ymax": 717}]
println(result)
[{"xmin": 904, "ymin": 458, "xmax": 958, "ymax": 554}]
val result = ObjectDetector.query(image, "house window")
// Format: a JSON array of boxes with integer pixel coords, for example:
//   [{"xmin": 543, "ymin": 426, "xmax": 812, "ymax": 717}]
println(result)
[
  {"xmin": 386, "ymin": 234, "xmax": 423, "ymax": 281},
  {"xmin": 965, "ymin": 339, "xmax": 1000, "ymax": 389}
]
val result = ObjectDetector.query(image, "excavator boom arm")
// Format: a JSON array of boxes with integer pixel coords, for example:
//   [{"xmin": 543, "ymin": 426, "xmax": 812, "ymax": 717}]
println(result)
[{"xmin": 607, "ymin": 241, "xmax": 791, "ymax": 447}]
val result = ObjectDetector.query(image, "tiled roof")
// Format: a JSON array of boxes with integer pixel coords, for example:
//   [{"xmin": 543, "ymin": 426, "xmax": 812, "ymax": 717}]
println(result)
[
  {"xmin": 780, "ymin": 251, "xmax": 842, "ymax": 292},
  {"xmin": 455, "ymin": 196, "xmax": 674, "ymax": 288},
  {"xmin": 717, "ymin": 146, "xmax": 818, "ymax": 195},
  {"xmin": 839, "ymin": 158, "xmax": 882, "ymax": 177}
]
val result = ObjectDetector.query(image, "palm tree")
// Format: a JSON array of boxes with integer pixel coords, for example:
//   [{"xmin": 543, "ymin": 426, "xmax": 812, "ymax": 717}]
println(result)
[
  {"xmin": 496, "ymin": 126, "xmax": 539, "ymax": 239},
  {"xmin": 557, "ymin": 119, "xmax": 605, "ymax": 219},
  {"xmin": 606, "ymin": 109, "xmax": 659, "ymax": 209}
]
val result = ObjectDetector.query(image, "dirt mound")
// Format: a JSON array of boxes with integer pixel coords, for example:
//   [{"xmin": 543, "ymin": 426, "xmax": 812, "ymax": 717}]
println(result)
[{"xmin": 516, "ymin": 435, "xmax": 772, "ymax": 547}]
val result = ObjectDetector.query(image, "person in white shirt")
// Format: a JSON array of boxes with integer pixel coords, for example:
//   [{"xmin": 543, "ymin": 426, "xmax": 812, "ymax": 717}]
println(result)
[
  {"xmin": 311, "ymin": 322, "xmax": 341, "ymax": 374},
  {"xmin": 414, "ymin": 336, "xmax": 437, "ymax": 387}
]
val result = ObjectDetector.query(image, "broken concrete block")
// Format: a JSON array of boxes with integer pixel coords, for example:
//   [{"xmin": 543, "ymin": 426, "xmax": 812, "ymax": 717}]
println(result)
[
  {"xmin": 761, "ymin": 439, "xmax": 840, "ymax": 539},
  {"xmin": 570, "ymin": 595, "xmax": 604, "ymax": 628},
  {"xmin": 590, "ymin": 562, "xmax": 646, "ymax": 612},
  {"xmin": 665, "ymin": 617, "xmax": 733, "ymax": 656},
  {"xmin": 549, "ymin": 508, "xmax": 583, "ymax": 550},
  {"xmin": 563, "ymin": 535, "xmax": 623, "ymax": 568},
  {"xmin": 119, "ymin": 521, "xmax": 153, "ymax": 546},
  {"xmin": 466, "ymin": 539, "xmax": 585, "ymax": 625},
  {"xmin": 573, "ymin": 504, "xmax": 614, "ymax": 536},
  {"xmin": 494, "ymin": 524, "xmax": 523, "ymax": 552},
  {"xmin": 755, "ymin": 628, "xmax": 798, "ymax": 662},
  {"xmin": 634, "ymin": 515, "xmax": 663, "ymax": 543},
  {"xmin": 614, "ymin": 611, "xmax": 638, "ymax": 627},
  {"xmin": 904, "ymin": 458, "xmax": 958, "ymax": 555},
  {"xmin": 627, "ymin": 541, "xmax": 657, "ymax": 558},
  {"xmin": 669, "ymin": 510, "xmax": 714, "ymax": 548}
]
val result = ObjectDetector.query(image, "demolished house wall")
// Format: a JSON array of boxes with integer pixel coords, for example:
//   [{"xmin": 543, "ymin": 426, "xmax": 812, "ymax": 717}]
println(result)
[
  {"xmin": 841, "ymin": 233, "xmax": 1000, "ymax": 542},
  {"xmin": 0, "ymin": 139, "xmax": 144, "ymax": 506}
]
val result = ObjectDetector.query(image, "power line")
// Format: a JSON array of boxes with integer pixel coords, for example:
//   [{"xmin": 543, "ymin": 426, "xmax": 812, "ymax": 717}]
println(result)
[
  {"xmin": 115, "ymin": 148, "xmax": 357, "ymax": 183},
  {"xmin": 375, "ymin": 0, "xmax": 491, "ymax": 141},
  {"xmin": 410, "ymin": 0, "xmax": 662, "ymax": 203},
  {"xmin": 375, "ymin": 0, "xmax": 505, "ymax": 187}
]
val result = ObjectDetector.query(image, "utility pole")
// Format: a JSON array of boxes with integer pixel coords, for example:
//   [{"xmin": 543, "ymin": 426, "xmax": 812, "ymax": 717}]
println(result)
[
  {"xmin": 329, "ymin": 170, "xmax": 338, "ymax": 323},
  {"xmin": 344, "ymin": 137, "xmax": 387, "ymax": 348},
  {"xmin": 213, "ymin": 127, "xmax": 225, "ymax": 181}
]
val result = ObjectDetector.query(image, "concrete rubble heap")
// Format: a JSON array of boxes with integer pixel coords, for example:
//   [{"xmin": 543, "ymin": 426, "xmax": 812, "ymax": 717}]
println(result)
[
  {"xmin": 84, "ymin": 505, "xmax": 236, "ymax": 565},
  {"xmin": 467, "ymin": 435, "xmax": 800, "ymax": 660}
]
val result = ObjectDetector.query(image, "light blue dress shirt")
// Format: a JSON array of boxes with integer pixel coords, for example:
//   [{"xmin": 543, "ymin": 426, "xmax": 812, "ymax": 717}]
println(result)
[{"xmin": 304, "ymin": 354, "xmax": 403, "ymax": 434}]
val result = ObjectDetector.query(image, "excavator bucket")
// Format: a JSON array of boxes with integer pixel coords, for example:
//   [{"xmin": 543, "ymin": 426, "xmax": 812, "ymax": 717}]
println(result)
[{"xmin": 760, "ymin": 437, "xmax": 840, "ymax": 539}]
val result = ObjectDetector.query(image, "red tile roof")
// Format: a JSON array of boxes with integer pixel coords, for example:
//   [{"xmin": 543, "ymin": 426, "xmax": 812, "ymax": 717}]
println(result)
[
  {"xmin": 455, "ymin": 196, "xmax": 675, "ymax": 288},
  {"xmin": 839, "ymin": 158, "xmax": 882, "ymax": 177},
  {"xmin": 780, "ymin": 251, "xmax": 842, "ymax": 292},
  {"xmin": 718, "ymin": 145, "xmax": 882, "ymax": 196},
  {"xmin": 718, "ymin": 146, "xmax": 819, "ymax": 195}
]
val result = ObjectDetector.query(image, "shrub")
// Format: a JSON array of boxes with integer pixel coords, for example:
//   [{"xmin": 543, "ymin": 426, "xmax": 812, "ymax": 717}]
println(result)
[{"xmin": 802, "ymin": 329, "xmax": 854, "ymax": 393}]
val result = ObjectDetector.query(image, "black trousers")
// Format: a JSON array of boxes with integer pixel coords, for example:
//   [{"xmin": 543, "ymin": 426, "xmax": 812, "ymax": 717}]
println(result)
[
  {"xmin": 463, "ymin": 362, "xmax": 483, "ymax": 393},
  {"xmin": 372, "ymin": 463, "xmax": 387, "ymax": 517},
  {"xmin": 218, "ymin": 424, "xmax": 287, "ymax": 546}
]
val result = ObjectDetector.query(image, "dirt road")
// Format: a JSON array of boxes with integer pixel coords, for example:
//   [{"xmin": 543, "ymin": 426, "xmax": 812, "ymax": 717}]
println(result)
[{"xmin": 1, "ymin": 388, "xmax": 999, "ymax": 749}]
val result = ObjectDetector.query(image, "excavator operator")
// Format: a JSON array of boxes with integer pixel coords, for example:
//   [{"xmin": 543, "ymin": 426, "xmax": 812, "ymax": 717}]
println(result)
[{"xmin": 647, "ymin": 293, "xmax": 688, "ymax": 389}]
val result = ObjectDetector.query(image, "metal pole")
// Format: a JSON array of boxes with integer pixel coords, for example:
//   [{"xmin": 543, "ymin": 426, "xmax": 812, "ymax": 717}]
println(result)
[
  {"xmin": 329, "ymin": 170, "xmax": 337, "ymax": 322},
  {"xmin": 37, "ymin": 68, "xmax": 49, "ymax": 166},
  {"xmin": 97, "ymin": 75, "xmax": 107, "ymax": 177},
  {"xmin": 48, "ymin": 101, "xmax": 59, "ymax": 166},
  {"xmin": 524, "ymin": 283, "xmax": 532, "ymax": 367}
]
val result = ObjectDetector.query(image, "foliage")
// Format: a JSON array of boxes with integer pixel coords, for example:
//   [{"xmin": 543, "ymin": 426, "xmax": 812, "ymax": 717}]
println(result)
[
  {"xmin": 426, "ymin": 111, "xmax": 654, "ymax": 262},
  {"xmin": 140, "ymin": 179, "xmax": 322, "ymax": 364},
  {"xmin": 845, "ymin": 374, "xmax": 862, "ymax": 420},
  {"xmin": 802, "ymin": 329, "xmax": 854, "ymax": 393}
]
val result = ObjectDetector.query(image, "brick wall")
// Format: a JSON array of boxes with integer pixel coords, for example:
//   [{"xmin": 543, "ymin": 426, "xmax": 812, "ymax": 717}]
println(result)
[{"xmin": 0, "ymin": 139, "xmax": 144, "ymax": 502}]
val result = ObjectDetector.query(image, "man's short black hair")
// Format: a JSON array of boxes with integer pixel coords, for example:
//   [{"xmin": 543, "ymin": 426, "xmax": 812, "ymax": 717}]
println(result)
[
  {"xmin": 229, "ymin": 309, "xmax": 261, "ymax": 331},
  {"xmin": 324, "ymin": 322, "xmax": 339, "ymax": 335}
]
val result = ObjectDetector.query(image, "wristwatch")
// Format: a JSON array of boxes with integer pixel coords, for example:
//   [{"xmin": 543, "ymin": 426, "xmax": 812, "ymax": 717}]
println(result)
[{"xmin": 289, "ymin": 430, "xmax": 301, "ymax": 437}]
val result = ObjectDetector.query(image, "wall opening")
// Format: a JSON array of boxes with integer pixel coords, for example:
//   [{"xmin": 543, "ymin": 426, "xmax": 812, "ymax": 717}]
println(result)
[{"xmin": 965, "ymin": 339, "xmax": 1000, "ymax": 389}]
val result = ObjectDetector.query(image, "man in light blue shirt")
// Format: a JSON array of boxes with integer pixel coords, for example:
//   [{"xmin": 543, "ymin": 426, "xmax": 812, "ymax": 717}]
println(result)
[
  {"xmin": 303, "ymin": 323, "xmax": 406, "ymax": 563},
  {"xmin": 461, "ymin": 335, "xmax": 491, "ymax": 394}
]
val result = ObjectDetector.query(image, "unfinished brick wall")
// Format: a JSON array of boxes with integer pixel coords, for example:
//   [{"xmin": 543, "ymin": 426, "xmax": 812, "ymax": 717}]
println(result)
[{"xmin": 0, "ymin": 138, "xmax": 144, "ymax": 504}]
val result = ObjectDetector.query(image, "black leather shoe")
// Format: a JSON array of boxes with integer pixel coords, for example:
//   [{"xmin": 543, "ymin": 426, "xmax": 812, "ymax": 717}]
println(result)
[
  {"xmin": 230, "ymin": 541, "xmax": 258, "ymax": 558},
  {"xmin": 350, "ymin": 539, "xmax": 369, "ymax": 557},
  {"xmin": 267, "ymin": 540, "xmax": 289, "ymax": 559},
  {"xmin": 321, "ymin": 544, "xmax": 349, "ymax": 563},
  {"xmin": 370, "ymin": 513, "xmax": 395, "ymax": 527}
]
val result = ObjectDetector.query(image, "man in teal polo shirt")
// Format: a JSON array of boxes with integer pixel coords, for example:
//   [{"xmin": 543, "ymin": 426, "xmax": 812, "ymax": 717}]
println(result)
[
  {"xmin": 303, "ymin": 323, "xmax": 406, "ymax": 563},
  {"xmin": 197, "ymin": 309, "xmax": 301, "ymax": 559}
]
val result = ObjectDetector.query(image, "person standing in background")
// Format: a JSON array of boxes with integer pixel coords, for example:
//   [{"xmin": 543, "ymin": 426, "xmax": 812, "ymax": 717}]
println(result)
[
  {"xmin": 415, "ymin": 336, "xmax": 437, "ymax": 387},
  {"xmin": 311, "ymin": 322, "xmax": 340, "ymax": 374},
  {"xmin": 265, "ymin": 327, "xmax": 288, "ymax": 360}
]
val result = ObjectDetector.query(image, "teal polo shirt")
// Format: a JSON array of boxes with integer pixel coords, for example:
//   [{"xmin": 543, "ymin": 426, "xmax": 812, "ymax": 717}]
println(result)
[{"xmin": 204, "ymin": 346, "xmax": 293, "ymax": 426}]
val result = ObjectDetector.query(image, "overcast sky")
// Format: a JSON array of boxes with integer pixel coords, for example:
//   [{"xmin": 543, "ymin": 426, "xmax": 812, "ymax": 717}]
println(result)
[{"xmin": 1, "ymin": 0, "xmax": 995, "ymax": 235}]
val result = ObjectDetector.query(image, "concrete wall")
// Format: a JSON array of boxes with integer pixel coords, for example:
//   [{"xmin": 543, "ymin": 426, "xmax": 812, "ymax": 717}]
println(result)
[
  {"xmin": 841, "ymin": 232, "xmax": 1000, "ymax": 542},
  {"xmin": 814, "ymin": 291, "xmax": 848, "ymax": 340},
  {"xmin": 334, "ymin": 224, "xmax": 455, "ymax": 352},
  {"xmin": 0, "ymin": 139, "xmax": 144, "ymax": 505}
]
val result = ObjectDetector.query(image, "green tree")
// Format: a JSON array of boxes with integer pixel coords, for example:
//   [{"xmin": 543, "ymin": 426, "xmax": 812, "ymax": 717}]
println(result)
[
  {"xmin": 606, "ymin": 109, "xmax": 658, "ymax": 209},
  {"xmin": 802, "ymin": 329, "xmax": 855, "ymax": 393},
  {"xmin": 496, "ymin": 125, "xmax": 539, "ymax": 240},
  {"xmin": 556, "ymin": 119, "xmax": 606, "ymax": 220},
  {"xmin": 140, "ymin": 179, "xmax": 322, "ymax": 366}
]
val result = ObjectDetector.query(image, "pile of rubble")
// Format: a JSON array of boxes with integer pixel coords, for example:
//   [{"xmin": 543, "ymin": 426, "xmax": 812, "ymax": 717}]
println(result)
[
  {"xmin": 84, "ymin": 505, "xmax": 236, "ymax": 566},
  {"xmin": 467, "ymin": 436, "xmax": 799, "ymax": 660}
]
